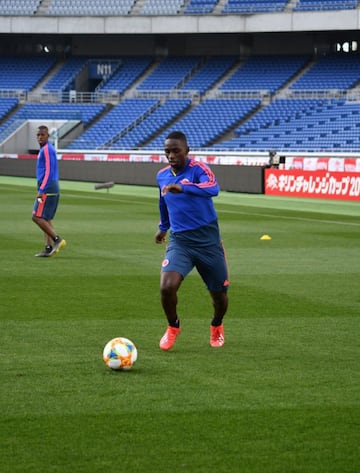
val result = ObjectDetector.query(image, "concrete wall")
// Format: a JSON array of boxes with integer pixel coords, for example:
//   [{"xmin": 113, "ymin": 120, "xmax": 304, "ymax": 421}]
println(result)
[
  {"xmin": 0, "ymin": 159, "xmax": 264, "ymax": 193},
  {"xmin": 1, "ymin": 121, "xmax": 66, "ymax": 154},
  {"xmin": 0, "ymin": 10, "xmax": 359, "ymax": 36}
]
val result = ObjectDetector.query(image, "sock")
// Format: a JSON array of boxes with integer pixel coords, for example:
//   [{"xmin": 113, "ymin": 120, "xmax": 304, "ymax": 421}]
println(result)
[
  {"xmin": 211, "ymin": 317, "xmax": 223, "ymax": 327},
  {"xmin": 53, "ymin": 235, "xmax": 60, "ymax": 243},
  {"xmin": 45, "ymin": 245, "xmax": 52, "ymax": 253},
  {"xmin": 169, "ymin": 319, "xmax": 180, "ymax": 328}
]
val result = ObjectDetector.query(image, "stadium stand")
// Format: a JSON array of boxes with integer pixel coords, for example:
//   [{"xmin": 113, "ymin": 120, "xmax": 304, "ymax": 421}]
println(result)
[
  {"xmin": 0, "ymin": 56, "xmax": 56, "ymax": 92},
  {"xmin": 0, "ymin": 98, "xmax": 19, "ymax": 120},
  {"xmin": 67, "ymin": 99, "xmax": 159, "ymax": 149},
  {"xmin": 140, "ymin": 0, "xmax": 185, "ymax": 15},
  {"xmin": 219, "ymin": 55, "xmax": 311, "ymax": 95},
  {"xmin": 137, "ymin": 56, "xmax": 201, "ymax": 91},
  {"xmin": 1, "ymin": 49, "xmax": 360, "ymax": 152},
  {"xmin": 99, "ymin": 57, "xmax": 153, "ymax": 94},
  {"xmin": 294, "ymin": 0, "xmax": 359, "ymax": 11},
  {"xmin": 0, "ymin": 103, "xmax": 106, "ymax": 145},
  {"xmin": 290, "ymin": 55, "xmax": 360, "ymax": 90},
  {"xmin": 212, "ymin": 99, "xmax": 360, "ymax": 152},
  {"xmin": 109, "ymin": 99, "xmax": 192, "ymax": 149},
  {"xmin": 182, "ymin": 56, "xmax": 238, "ymax": 94},
  {"xmin": 143, "ymin": 99, "xmax": 261, "ymax": 149},
  {"xmin": 43, "ymin": 57, "xmax": 89, "ymax": 93},
  {"xmin": 0, "ymin": 0, "xmax": 359, "ymax": 15},
  {"xmin": 47, "ymin": 0, "xmax": 135, "ymax": 16},
  {"xmin": 184, "ymin": 0, "xmax": 218, "ymax": 14},
  {"xmin": 0, "ymin": 0, "xmax": 40, "ymax": 15},
  {"xmin": 222, "ymin": 0, "xmax": 288, "ymax": 14}
]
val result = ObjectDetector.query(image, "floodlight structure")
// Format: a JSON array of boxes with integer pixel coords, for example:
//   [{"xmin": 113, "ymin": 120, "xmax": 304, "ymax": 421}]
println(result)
[{"xmin": 94, "ymin": 181, "xmax": 115, "ymax": 192}]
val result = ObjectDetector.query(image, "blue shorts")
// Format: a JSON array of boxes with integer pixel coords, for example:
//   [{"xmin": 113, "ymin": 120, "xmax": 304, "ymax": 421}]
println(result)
[
  {"xmin": 32, "ymin": 193, "xmax": 60, "ymax": 220},
  {"xmin": 161, "ymin": 239, "xmax": 229, "ymax": 292}
]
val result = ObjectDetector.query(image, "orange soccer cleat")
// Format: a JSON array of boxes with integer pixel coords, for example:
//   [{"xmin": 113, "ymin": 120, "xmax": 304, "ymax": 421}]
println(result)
[
  {"xmin": 159, "ymin": 326, "xmax": 181, "ymax": 351},
  {"xmin": 210, "ymin": 324, "xmax": 225, "ymax": 348}
]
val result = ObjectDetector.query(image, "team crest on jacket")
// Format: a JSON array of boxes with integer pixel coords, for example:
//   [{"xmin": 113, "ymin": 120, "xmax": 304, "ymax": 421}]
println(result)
[{"xmin": 162, "ymin": 258, "xmax": 169, "ymax": 267}]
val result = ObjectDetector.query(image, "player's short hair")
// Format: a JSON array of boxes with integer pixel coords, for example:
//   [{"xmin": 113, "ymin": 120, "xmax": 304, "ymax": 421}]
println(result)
[
  {"xmin": 166, "ymin": 131, "xmax": 188, "ymax": 145},
  {"xmin": 38, "ymin": 125, "xmax": 49, "ymax": 133}
]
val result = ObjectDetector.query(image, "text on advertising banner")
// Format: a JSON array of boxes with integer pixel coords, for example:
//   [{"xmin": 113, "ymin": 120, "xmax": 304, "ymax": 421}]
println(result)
[{"xmin": 264, "ymin": 169, "xmax": 360, "ymax": 201}]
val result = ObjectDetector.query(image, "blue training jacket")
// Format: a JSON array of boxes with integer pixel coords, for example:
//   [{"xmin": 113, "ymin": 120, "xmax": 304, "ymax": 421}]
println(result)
[
  {"xmin": 157, "ymin": 158, "xmax": 219, "ymax": 233},
  {"xmin": 36, "ymin": 141, "xmax": 59, "ymax": 194}
]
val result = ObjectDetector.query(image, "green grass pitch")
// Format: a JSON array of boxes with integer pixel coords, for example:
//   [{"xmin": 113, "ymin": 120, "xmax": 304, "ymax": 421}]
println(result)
[{"xmin": 0, "ymin": 175, "xmax": 359, "ymax": 473}]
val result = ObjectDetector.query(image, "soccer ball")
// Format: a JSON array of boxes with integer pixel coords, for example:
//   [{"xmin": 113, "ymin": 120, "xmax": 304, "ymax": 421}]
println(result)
[{"xmin": 103, "ymin": 337, "xmax": 138, "ymax": 371}]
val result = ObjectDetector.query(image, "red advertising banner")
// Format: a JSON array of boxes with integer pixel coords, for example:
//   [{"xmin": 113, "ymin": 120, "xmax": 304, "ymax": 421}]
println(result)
[
  {"xmin": 18, "ymin": 154, "xmax": 36, "ymax": 159},
  {"xmin": 264, "ymin": 169, "xmax": 360, "ymax": 201},
  {"xmin": 2, "ymin": 153, "xmax": 360, "ymax": 170},
  {"xmin": 61, "ymin": 153, "xmax": 85, "ymax": 161}
]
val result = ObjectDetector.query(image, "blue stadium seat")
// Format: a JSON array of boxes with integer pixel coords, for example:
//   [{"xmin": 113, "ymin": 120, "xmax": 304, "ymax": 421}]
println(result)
[
  {"xmin": 43, "ymin": 57, "xmax": 89, "ymax": 93},
  {"xmin": 290, "ymin": 55, "xmax": 360, "ymax": 91},
  {"xmin": 0, "ymin": 56, "xmax": 56, "ymax": 92},
  {"xmin": 212, "ymin": 98, "xmax": 360, "ymax": 152},
  {"xmin": 184, "ymin": 0, "xmax": 217, "ymax": 14},
  {"xmin": 110, "ymin": 99, "xmax": 191, "ymax": 149},
  {"xmin": 140, "ymin": 0, "xmax": 184, "ymax": 15},
  {"xmin": 182, "ymin": 56, "xmax": 238, "ymax": 94},
  {"xmin": 99, "ymin": 57, "xmax": 153, "ymax": 94},
  {"xmin": 47, "ymin": 0, "xmax": 135, "ymax": 16},
  {"xmin": 294, "ymin": 0, "xmax": 358, "ymax": 12},
  {"xmin": 220, "ymin": 55, "xmax": 310, "ymax": 94},
  {"xmin": 0, "ymin": 0, "xmax": 40, "ymax": 15},
  {"xmin": 67, "ymin": 99, "xmax": 159, "ymax": 149},
  {"xmin": 137, "ymin": 56, "xmax": 201, "ymax": 91},
  {"xmin": 222, "ymin": 0, "xmax": 287, "ymax": 14},
  {"xmin": 144, "ymin": 99, "xmax": 261, "ymax": 149},
  {"xmin": 0, "ymin": 98, "xmax": 19, "ymax": 120}
]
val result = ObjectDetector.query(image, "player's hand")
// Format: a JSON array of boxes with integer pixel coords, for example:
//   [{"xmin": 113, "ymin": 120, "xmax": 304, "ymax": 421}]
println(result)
[
  {"xmin": 162, "ymin": 184, "xmax": 182, "ymax": 195},
  {"xmin": 155, "ymin": 231, "xmax": 167, "ymax": 244}
]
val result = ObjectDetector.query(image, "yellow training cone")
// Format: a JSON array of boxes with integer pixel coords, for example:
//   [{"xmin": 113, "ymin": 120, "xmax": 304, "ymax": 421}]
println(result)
[{"xmin": 260, "ymin": 234, "xmax": 272, "ymax": 240}]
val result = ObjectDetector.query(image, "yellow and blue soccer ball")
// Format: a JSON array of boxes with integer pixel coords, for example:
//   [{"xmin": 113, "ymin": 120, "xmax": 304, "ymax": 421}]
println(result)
[{"xmin": 103, "ymin": 337, "xmax": 138, "ymax": 371}]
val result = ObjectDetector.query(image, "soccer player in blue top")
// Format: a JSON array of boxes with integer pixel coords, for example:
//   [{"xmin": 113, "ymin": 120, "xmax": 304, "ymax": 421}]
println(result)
[
  {"xmin": 155, "ymin": 131, "xmax": 229, "ymax": 350},
  {"xmin": 32, "ymin": 125, "xmax": 66, "ymax": 257}
]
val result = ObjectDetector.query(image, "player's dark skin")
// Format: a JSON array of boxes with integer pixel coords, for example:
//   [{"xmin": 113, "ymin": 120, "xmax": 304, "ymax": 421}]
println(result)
[{"xmin": 155, "ymin": 137, "xmax": 228, "ymax": 326}]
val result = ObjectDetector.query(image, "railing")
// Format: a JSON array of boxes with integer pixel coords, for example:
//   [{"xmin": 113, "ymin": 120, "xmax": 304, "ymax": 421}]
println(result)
[
  {"xmin": 0, "ymin": 88, "xmax": 201, "ymax": 104},
  {"xmin": 212, "ymin": 89, "xmax": 270, "ymax": 99},
  {"xmin": 0, "ymin": 90, "xmax": 27, "ymax": 101},
  {"xmin": 277, "ymin": 88, "xmax": 360, "ymax": 101},
  {"xmin": 2, "ymin": 87, "xmax": 360, "ymax": 105},
  {"xmin": 131, "ymin": 89, "xmax": 199, "ymax": 100}
]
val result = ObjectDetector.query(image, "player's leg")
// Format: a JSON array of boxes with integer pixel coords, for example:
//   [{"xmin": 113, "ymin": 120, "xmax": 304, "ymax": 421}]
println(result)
[
  {"xmin": 159, "ymin": 244, "xmax": 193, "ymax": 351},
  {"xmin": 209, "ymin": 289, "xmax": 228, "ymax": 327},
  {"xmin": 32, "ymin": 194, "xmax": 66, "ymax": 256},
  {"xmin": 160, "ymin": 270, "xmax": 183, "ymax": 327},
  {"xmin": 196, "ymin": 243, "xmax": 229, "ymax": 347},
  {"xmin": 45, "ymin": 223, "xmax": 53, "ymax": 247},
  {"xmin": 36, "ymin": 223, "xmax": 55, "ymax": 257},
  {"xmin": 32, "ymin": 193, "xmax": 58, "ymax": 239},
  {"xmin": 32, "ymin": 214, "xmax": 58, "ymax": 241},
  {"xmin": 159, "ymin": 271, "xmax": 183, "ymax": 350},
  {"xmin": 209, "ymin": 289, "xmax": 228, "ymax": 348}
]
